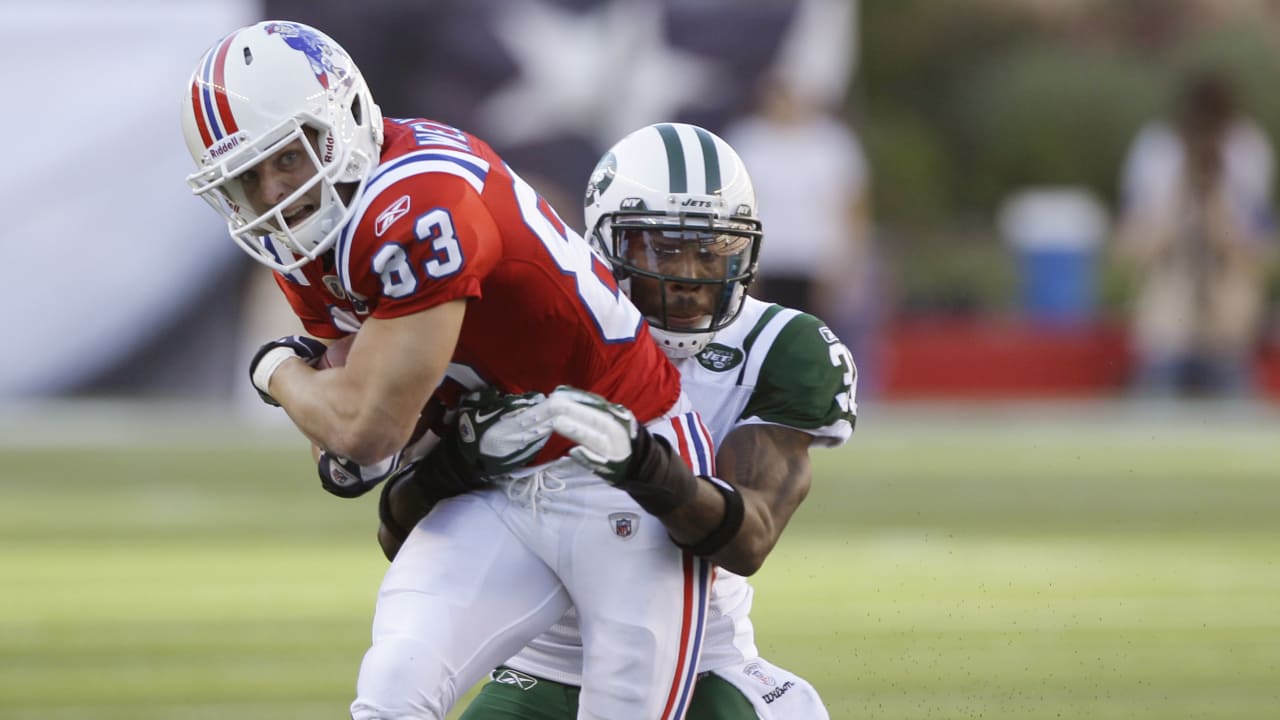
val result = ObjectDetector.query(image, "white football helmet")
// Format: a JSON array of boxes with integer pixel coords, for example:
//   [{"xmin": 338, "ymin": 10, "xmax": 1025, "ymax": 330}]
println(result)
[
  {"xmin": 181, "ymin": 21, "xmax": 384, "ymax": 272},
  {"xmin": 585, "ymin": 123, "xmax": 762, "ymax": 358}
]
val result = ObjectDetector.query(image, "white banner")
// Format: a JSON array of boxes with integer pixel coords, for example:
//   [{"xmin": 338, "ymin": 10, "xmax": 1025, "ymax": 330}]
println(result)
[{"xmin": 0, "ymin": 1, "xmax": 256, "ymax": 397}]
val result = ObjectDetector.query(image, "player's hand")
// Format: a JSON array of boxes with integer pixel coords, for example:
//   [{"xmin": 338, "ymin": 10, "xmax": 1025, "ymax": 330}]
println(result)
[
  {"xmin": 545, "ymin": 385, "xmax": 698, "ymax": 516},
  {"xmin": 317, "ymin": 450, "xmax": 417, "ymax": 499},
  {"xmin": 248, "ymin": 335, "xmax": 327, "ymax": 406},
  {"xmin": 374, "ymin": 388, "xmax": 552, "ymax": 560},
  {"xmin": 544, "ymin": 386, "xmax": 639, "ymax": 486},
  {"xmin": 454, "ymin": 387, "xmax": 553, "ymax": 476}
]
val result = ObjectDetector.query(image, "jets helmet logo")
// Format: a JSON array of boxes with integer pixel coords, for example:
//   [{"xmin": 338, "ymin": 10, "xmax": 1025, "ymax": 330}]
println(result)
[{"xmin": 584, "ymin": 152, "xmax": 617, "ymax": 207}]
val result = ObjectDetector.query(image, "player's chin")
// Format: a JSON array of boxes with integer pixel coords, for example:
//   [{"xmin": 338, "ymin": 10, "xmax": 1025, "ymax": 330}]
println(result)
[{"xmin": 664, "ymin": 313, "xmax": 712, "ymax": 330}]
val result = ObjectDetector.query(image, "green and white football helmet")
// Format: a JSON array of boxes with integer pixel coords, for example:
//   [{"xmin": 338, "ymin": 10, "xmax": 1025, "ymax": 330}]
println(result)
[{"xmin": 584, "ymin": 123, "xmax": 763, "ymax": 358}]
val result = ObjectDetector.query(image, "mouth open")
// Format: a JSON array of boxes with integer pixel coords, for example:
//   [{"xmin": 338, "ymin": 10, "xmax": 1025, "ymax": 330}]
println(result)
[{"xmin": 283, "ymin": 204, "xmax": 317, "ymax": 227}]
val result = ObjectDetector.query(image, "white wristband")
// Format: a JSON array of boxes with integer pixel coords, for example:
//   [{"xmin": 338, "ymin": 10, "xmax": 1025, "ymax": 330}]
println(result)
[{"xmin": 251, "ymin": 346, "xmax": 301, "ymax": 398}]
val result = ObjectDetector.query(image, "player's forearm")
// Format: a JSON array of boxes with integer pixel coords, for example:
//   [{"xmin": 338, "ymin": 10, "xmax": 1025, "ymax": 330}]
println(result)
[
  {"xmin": 679, "ymin": 427, "xmax": 812, "ymax": 576},
  {"xmin": 661, "ymin": 475, "xmax": 786, "ymax": 577},
  {"xmin": 662, "ymin": 479, "xmax": 729, "ymax": 548},
  {"xmin": 272, "ymin": 360, "xmax": 411, "ymax": 463}
]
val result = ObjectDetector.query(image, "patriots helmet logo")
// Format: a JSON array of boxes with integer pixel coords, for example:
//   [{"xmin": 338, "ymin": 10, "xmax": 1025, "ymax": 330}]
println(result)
[{"xmin": 264, "ymin": 22, "xmax": 345, "ymax": 90}]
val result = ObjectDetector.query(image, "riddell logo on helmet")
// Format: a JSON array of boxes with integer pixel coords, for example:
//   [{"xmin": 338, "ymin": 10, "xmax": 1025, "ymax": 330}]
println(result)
[
  {"xmin": 323, "ymin": 133, "xmax": 335, "ymax": 164},
  {"xmin": 209, "ymin": 136, "xmax": 241, "ymax": 159}
]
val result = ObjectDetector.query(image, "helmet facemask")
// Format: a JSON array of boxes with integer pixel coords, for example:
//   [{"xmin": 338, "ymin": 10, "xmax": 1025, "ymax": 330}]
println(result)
[
  {"xmin": 187, "ymin": 116, "xmax": 371, "ymax": 272},
  {"xmin": 181, "ymin": 20, "xmax": 383, "ymax": 274},
  {"xmin": 598, "ymin": 211, "xmax": 761, "ymax": 358},
  {"xmin": 583, "ymin": 122, "xmax": 764, "ymax": 358}
]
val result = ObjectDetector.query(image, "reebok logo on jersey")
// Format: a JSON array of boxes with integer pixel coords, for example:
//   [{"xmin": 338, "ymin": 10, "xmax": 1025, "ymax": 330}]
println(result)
[
  {"xmin": 375, "ymin": 195, "xmax": 411, "ymax": 237},
  {"xmin": 818, "ymin": 326, "xmax": 838, "ymax": 344},
  {"xmin": 609, "ymin": 512, "xmax": 639, "ymax": 539},
  {"xmin": 492, "ymin": 668, "xmax": 538, "ymax": 690},
  {"xmin": 696, "ymin": 343, "xmax": 743, "ymax": 372}
]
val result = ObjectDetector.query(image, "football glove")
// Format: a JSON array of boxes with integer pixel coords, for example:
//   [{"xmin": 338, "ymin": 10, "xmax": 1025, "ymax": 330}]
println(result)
[
  {"xmin": 249, "ymin": 335, "xmax": 328, "ymax": 406},
  {"xmin": 544, "ymin": 386, "xmax": 638, "ymax": 485},
  {"xmin": 317, "ymin": 450, "xmax": 417, "ymax": 499},
  {"xmin": 545, "ymin": 385, "xmax": 696, "ymax": 516},
  {"xmin": 454, "ymin": 387, "xmax": 553, "ymax": 476},
  {"xmin": 375, "ymin": 387, "xmax": 553, "ymax": 560}
]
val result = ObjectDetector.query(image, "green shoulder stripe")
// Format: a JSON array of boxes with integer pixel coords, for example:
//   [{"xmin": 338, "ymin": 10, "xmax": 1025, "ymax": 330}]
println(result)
[
  {"xmin": 741, "ymin": 312, "xmax": 857, "ymax": 430},
  {"xmin": 734, "ymin": 303, "xmax": 786, "ymax": 385}
]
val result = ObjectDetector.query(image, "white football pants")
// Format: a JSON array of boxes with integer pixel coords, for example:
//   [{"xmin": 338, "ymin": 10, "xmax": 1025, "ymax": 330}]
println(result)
[{"xmin": 351, "ymin": 402, "xmax": 715, "ymax": 720}]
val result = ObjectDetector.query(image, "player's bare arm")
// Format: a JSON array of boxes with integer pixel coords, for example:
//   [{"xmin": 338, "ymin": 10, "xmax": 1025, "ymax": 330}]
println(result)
[
  {"xmin": 268, "ymin": 300, "xmax": 466, "ymax": 464},
  {"xmin": 673, "ymin": 424, "xmax": 813, "ymax": 576}
]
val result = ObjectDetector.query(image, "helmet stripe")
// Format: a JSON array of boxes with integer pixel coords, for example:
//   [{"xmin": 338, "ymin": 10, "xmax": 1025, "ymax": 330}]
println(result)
[
  {"xmin": 197, "ymin": 46, "xmax": 221, "ymax": 141},
  {"xmin": 189, "ymin": 75, "xmax": 214, "ymax": 148},
  {"xmin": 692, "ymin": 126, "xmax": 721, "ymax": 195},
  {"xmin": 654, "ymin": 123, "xmax": 687, "ymax": 193},
  {"xmin": 196, "ymin": 31, "xmax": 241, "ymax": 143},
  {"xmin": 210, "ymin": 32, "xmax": 240, "ymax": 136}
]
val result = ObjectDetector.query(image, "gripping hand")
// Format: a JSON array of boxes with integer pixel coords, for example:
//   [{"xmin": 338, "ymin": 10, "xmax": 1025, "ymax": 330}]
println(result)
[
  {"xmin": 454, "ymin": 387, "xmax": 554, "ymax": 476},
  {"xmin": 544, "ymin": 386, "xmax": 639, "ymax": 485},
  {"xmin": 317, "ymin": 450, "xmax": 416, "ymax": 499},
  {"xmin": 375, "ymin": 387, "xmax": 552, "ymax": 560},
  {"xmin": 248, "ymin": 335, "xmax": 327, "ymax": 406},
  {"xmin": 545, "ymin": 385, "xmax": 697, "ymax": 516}
]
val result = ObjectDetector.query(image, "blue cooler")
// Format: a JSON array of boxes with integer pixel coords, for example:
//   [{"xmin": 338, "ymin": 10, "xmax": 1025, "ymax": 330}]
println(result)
[{"xmin": 999, "ymin": 188, "xmax": 1108, "ymax": 327}]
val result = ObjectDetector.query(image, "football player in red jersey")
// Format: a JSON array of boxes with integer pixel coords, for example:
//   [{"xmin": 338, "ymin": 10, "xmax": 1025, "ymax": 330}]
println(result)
[{"xmin": 180, "ymin": 20, "xmax": 739, "ymax": 720}]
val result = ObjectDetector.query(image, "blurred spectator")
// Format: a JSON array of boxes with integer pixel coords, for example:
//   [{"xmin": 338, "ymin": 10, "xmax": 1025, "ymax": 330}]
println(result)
[
  {"xmin": 725, "ymin": 74, "xmax": 884, "ymax": 392},
  {"xmin": 1115, "ymin": 69, "xmax": 1276, "ymax": 398}
]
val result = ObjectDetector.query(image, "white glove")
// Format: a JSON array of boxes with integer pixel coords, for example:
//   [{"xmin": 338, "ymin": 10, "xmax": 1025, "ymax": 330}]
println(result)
[
  {"xmin": 455, "ymin": 388, "xmax": 555, "ymax": 476},
  {"xmin": 544, "ymin": 386, "xmax": 639, "ymax": 485}
]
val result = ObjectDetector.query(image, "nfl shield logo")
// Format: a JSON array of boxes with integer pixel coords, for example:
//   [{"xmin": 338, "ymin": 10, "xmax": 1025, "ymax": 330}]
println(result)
[{"xmin": 609, "ymin": 512, "xmax": 639, "ymax": 540}]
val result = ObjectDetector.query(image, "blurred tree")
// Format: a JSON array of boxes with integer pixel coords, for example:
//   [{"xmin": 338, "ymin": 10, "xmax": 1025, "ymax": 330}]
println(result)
[{"xmin": 856, "ymin": 0, "xmax": 1280, "ymax": 316}]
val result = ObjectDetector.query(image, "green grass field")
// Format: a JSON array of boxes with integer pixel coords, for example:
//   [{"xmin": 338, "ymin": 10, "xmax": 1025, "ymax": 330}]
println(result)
[{"xmin": 2, "ymin": 401, "xmax": 1278, "ymax": 719}]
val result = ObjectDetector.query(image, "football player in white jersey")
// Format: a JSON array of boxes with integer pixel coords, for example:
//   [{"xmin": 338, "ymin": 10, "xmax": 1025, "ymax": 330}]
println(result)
[{"xmin": 379, "ymin": 123, "xmax": 857, "ymax": 718}]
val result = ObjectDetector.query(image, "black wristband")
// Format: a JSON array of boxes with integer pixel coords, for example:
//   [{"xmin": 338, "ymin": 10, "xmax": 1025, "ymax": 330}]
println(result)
[
  {"xmin": 619, "ymin": 427, "xmax": 698, "ymax": 516},
  {"xmin": 675, "ymin": 476, "xmax": 746, "ymax": 558}
]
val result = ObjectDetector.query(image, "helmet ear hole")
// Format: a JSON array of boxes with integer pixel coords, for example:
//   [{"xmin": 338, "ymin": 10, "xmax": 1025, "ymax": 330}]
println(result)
[{"xmin": 351, "ymin": 94, "xmax": 364, "ymax": 124}]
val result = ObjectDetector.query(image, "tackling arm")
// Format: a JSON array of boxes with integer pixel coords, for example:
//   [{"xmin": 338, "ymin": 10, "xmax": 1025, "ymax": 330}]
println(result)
[
  {"xmin": 663, "ymin": 424, "xmax": 812, "ymax": 576},
  {"xmin": 266, "ymin": 299, "xmax": 466, "ymax": 464}
]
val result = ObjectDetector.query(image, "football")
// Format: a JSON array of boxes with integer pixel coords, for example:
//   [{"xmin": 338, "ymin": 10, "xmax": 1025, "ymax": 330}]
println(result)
[{"xmin": 316, "ymin": 334, "xmax": 356, "ymax": 369}]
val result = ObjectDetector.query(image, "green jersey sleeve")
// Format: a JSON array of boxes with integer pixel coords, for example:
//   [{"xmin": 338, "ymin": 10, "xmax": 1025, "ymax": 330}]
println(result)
[{"xmin": 740, "ymin": 312, "xmax": 857, "ymax": 446}]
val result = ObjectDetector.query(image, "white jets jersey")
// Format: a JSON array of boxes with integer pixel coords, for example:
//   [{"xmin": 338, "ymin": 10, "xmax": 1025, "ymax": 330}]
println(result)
[{"xmin": 505, "ymin": 296, "xmax": 858, "ymax": 683}]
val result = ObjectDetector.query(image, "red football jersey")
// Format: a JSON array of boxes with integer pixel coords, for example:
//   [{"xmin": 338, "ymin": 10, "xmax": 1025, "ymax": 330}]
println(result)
[{"xmin": 271, "ymin": 117, "xmax": 680, "ymax": 431}]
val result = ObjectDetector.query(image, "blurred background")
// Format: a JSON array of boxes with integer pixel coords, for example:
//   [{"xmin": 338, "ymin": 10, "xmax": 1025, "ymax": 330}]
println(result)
[
  {"xmin": 3, "ymin": 1, "xmax": 1280, "ymax": 719},
  {"xmin": 5, "ymin": 0, "xmax": 1280, "ymax": 404}
]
